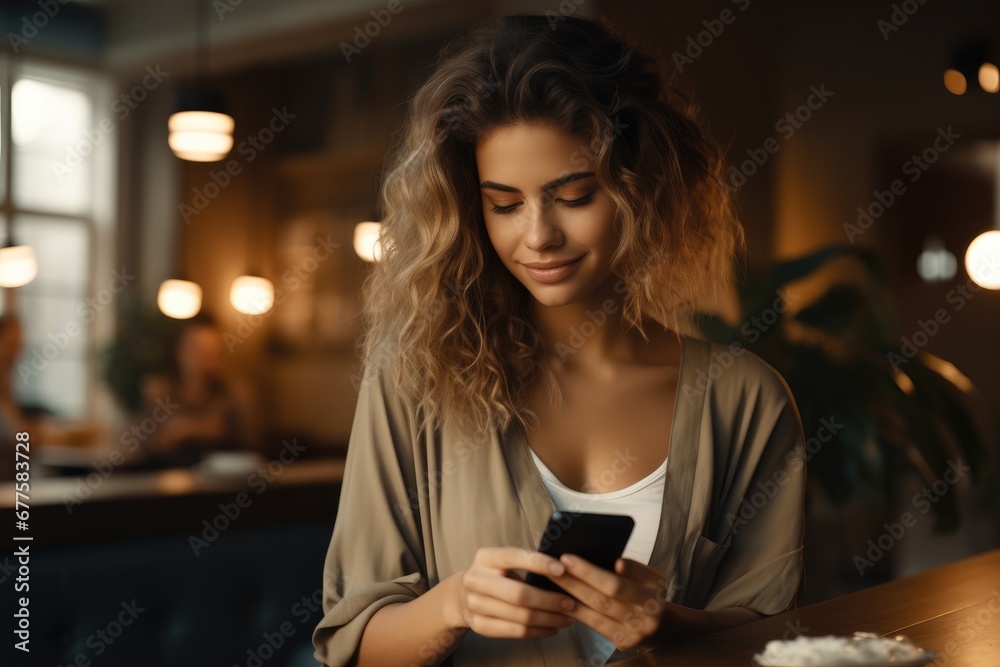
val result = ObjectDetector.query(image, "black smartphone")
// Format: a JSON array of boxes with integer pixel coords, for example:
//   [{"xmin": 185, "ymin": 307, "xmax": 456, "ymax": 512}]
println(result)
[{"xmin": 523, "ymin": 511, "xmax": 635, "ymax": 593}]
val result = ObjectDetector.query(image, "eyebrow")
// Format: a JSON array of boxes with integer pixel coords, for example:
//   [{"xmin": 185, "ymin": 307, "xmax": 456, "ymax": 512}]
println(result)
[{"xmin": 480, "ymin": 171, "xmax": 595, "ymax": 194}]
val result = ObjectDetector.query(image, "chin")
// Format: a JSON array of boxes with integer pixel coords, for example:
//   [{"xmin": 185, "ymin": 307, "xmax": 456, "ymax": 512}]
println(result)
[{"xmin": 527, "ymin": 290, "xmax": 580, "ymax": 307}]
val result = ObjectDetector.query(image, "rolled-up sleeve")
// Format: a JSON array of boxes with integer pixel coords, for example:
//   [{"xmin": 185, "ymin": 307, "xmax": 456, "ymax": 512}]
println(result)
[{"xmin": 312, "ymin": 365, "xmax": 429, "ymax": 666}]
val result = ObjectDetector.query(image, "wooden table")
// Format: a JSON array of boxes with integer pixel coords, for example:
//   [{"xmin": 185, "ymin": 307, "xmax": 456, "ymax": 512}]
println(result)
[{"xmin": 616, "ymin": 549, "xmax": 1000, "ymax": 666}]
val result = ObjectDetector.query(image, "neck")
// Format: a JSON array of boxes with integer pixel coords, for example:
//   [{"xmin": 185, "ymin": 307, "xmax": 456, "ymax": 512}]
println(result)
[{"xmin": 529, "ymin": 274, "xmax": 676, "ymax": 373}]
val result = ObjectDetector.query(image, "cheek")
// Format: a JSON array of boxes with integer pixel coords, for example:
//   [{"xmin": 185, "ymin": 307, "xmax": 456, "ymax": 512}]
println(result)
[
  {"xmin": 575, "ymin": 200, "xmax": 618, "ymax": 250},
  {"xmin": 484, "ymin": 218, "xmax": 516, "ymax": 260}
]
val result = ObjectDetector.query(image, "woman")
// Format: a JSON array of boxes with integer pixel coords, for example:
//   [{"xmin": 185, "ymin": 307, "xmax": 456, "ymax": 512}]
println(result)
[
  {"xmin": 313, "ymin": 13, "xmax": 805, "ymax": 667},
  {"xmin": 139, "ymin": 314, "xmax": 258, "ymax": 457}
]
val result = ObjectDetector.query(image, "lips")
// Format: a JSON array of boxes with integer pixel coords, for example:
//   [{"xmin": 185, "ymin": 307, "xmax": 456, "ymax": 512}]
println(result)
[
  {"xmin": 522, "ymin": 255, "xmax": 584, "ymax": 284},
  {"xmin": 522, "ymin": 257, "xmax": 583, "ymax": 269}
]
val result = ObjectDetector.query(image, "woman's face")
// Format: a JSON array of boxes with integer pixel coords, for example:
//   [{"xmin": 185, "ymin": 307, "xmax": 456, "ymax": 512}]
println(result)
[
  {"xmin": 177, "ymin": 324, "xmax": 225, "ymax": 379},
  {"xmin": 476, "ymin": 120, "xmax": 617, "ymax": 307}
]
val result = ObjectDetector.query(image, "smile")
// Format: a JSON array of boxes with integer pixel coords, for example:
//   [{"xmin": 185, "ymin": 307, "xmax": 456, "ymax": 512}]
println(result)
[{"xmin": 522, "ymin": 256, "xmax": 585, "ymax": 284}]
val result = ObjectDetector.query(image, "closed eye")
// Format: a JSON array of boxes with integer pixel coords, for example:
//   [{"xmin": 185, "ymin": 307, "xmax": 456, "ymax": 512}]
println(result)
[
  {"xmin": 560, "ymin": 191, "xmax": 595, "ymax": 208},
  {"xmin": 489, "ymin": 191, "xmax": 596, "ymax": 215},
  {"xmin": 490, "ymin": 202, "xmax": 522, "ymax": 214}
]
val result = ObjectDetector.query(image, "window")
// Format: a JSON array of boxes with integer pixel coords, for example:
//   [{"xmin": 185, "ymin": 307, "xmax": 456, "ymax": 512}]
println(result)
[{"xmin": 0, "ymin": 57, "xmax": 116, "ymax": 419}]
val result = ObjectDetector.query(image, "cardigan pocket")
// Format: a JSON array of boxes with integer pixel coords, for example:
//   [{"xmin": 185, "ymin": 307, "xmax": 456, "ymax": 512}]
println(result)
[{"xmin": 684, "ymin": 533, "xmax": 732, "ymax": 608}]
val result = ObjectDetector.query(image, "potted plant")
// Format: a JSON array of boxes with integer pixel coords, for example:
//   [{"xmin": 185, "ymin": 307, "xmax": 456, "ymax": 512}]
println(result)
[
  {"xmin": 694, "ymin": 244, "xmax": 996, "ymax": 599},
  {"xmin": 100, "ymin": 292, "xmax": 181, "ymax": 412}
]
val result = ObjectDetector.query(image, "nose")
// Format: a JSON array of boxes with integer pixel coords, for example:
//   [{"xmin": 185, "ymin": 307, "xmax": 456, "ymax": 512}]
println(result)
[{"xmin": 521, "ymin": 199, "xmax": 564, "ymax": 252}]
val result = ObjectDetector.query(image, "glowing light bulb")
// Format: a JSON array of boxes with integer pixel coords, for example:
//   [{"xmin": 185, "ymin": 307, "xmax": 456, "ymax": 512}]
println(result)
[
  {"xmin": 964, "ymin": 230, "xmax": 1000, "ymax": 289},
  {"xmin": 158, "ymin": 279, "xmax": 202, "ymax": 319},
  {"xmin": 230, "ymin": 275, "xmax": 274, "ymax": 314},
  {"xmin": 354, "ymin": 222, "xmax": 383, "ymax": 262}
]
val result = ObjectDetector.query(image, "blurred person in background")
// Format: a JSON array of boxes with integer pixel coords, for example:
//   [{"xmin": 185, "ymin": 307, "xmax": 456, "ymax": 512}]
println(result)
[
  {"xmin": 0, "ymin": 313, "xmax": 38, "ymax": 480},
  {"xmin": 137, "ymin": 313, "xmax": 259, "ymax": 460}
]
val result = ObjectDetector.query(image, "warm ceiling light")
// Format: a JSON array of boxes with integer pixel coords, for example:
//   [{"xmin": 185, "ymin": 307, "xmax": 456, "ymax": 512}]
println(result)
[
  {"xmin": 978, "ymin": 62, "xmax": 1000, "ymax": 93},
  {"xmin": 170, "ymin": 0, "xmax": 232, "ymax": 162},
  {"xmin": 943, "ymin": 68, "xmax": 967, "ymax": 95},
  {"xmin": 964, "ymin": 230, "xmax": 1000, "ymax": 290},
  {"xmin": 230, "ymin": 275, "xmax": 274, "ymax": 315},
  {"xmin": 168, "ymin": 90, "xmax": 234, "ymax": 162},
  {"xmin": 157, "ymin": 279, "xmax": 203, "ymax": 319},
  {"xmin": 0, "ymin": 244, "xmax": 38, "ymax": 288},
  {"xmin": 354, "ymin": 221, "xmax": 383, "ymax": 262},
  {"xmin": 168, "ymin": 110, "xmax": 234, "ymax": 161}
]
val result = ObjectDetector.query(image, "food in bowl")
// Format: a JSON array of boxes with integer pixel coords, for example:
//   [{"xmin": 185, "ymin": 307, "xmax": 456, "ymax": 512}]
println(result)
[{"xmin": 753, "ymin": 632, "xmax": 937, "ymax": 666}]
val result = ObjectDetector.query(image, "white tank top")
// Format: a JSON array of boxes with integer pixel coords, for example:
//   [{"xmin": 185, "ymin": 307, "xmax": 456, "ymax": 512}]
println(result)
[{"xmin": 527, "ymin": 447, "xmax": 667, "ymax": 665}]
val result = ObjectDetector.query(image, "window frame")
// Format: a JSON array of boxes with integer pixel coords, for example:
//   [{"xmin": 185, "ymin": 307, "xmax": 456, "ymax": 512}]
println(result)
[{"xmin": 0, "ymin": 53, "xmax": 117, "ymax": 420}]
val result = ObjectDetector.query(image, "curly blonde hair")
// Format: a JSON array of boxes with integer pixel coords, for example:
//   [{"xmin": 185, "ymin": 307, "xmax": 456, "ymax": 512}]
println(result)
[{"xmin": 356, "ymin": 14, "xmax": 745, "ymax": 440}]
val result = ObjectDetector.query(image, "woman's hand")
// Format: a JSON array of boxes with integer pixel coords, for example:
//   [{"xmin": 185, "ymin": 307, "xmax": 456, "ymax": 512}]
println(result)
[
  {"xmin": 449, "ymin": 546, "xmax": 579, "ymax": 638},
  {"xmin": 547, "ymin": 554, "xmax": 677, "ymax": 652}
]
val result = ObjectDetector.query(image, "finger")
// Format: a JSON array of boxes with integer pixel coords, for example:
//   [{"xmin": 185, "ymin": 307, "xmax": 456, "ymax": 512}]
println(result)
[
  {"xmin": 545, "ymin": 569, "xmax": 633, "ymax": 620},
  {"xmin": 463, "ymin": 569, "xmax": 578, "ymax": 615},
  {"xmin": 615, "ymin": 558, "xmax": 669, "ymax": 586},
  {"xmin": 477, "ymin": 546, "xmax": 567, "ymax": 580},
  {"xmin": 564, "ymin": 602, "xmax": 626, "ymax": 642},
  {"xmin": 559, "ymin": 554, "xmax": 648, "ymax": 605},
  {"xmin": 566, "ymin": 602, "xmax": 653, "ymax": 653},
  {"xmin": 466, "ymin": 591, "xmax": 574, "ymax": 629},
  {"xmin": 468, "ymin": 614, "xmax": 563, "ymax": 639}
]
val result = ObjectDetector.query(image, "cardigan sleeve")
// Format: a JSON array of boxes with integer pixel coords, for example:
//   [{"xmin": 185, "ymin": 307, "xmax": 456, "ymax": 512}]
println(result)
[
  {"xmin": 701, "ymin": 352, "xmax": 807, "ymax": 616},
  {"xmin": 312, "ymin": 365, "xmax": 430, "ymax": 666}
]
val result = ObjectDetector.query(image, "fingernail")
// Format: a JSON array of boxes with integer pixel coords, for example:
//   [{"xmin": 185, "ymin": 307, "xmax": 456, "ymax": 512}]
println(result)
[
  {"xmin": 561, "ymin": 598, "xmax": 576, "ymax": 611},
  {"xmin": 549, "ymin": 561, "xmax": 565, "ymax": 576},
  {"xmin": 561, "ymin": 554, "xmax": 574, "ymax": 567}
]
